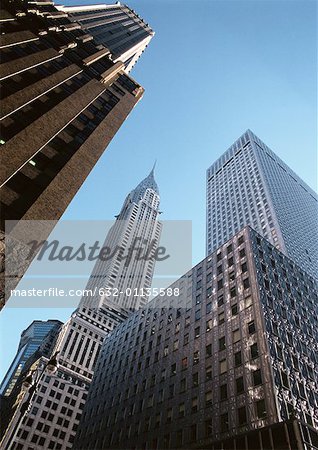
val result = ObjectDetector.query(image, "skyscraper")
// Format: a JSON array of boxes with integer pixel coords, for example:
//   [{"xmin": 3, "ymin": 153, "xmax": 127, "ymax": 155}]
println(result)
[
  {"xmin": 82, "ymin": 165, "xmax": 161, "ymax": 312},
  {"xmin": 0, "ymin": 320, "xmax": 62, "ymax": 397},
  {"xmin": 2, "ymin": 169, "xmax": 162, "ymax": 450},
  {"xmin": 0, "ymin": 0, "xmax": 154, "ymax": 307},
  {"xmin": 206, "ymin": 130, "xmax": 318, "ymax": 278},
  {"xmin": 74, "ymin": 227, "xmax": 318, "ymax": 450},
  {"xmin": 56, "ymin": 3, "xmax": 155, "ymax": 73}
]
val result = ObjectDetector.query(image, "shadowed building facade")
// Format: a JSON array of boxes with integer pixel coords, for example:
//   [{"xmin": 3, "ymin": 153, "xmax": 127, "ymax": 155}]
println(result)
[
  {"xmin": 0, "ymin": 0, "xmax": 154, "ymax": 307},
  {"xmin": 74, "ymin": 227, "xmax": 318, "ymax": 450},
  {"xmin": 206, "ymin": 130, "xmax": 318, "ymax": 279}
]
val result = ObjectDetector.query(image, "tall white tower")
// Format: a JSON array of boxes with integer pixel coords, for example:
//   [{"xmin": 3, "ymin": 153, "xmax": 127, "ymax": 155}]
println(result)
[{"xmin": 82, "ymin": 165, "xmax": 162, "ymax": 313}]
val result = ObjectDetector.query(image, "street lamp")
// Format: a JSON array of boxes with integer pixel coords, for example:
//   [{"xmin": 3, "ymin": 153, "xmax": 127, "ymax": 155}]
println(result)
[{"xmin": 0, "ymin": 352, "xmax": 59, "ymax": 450}]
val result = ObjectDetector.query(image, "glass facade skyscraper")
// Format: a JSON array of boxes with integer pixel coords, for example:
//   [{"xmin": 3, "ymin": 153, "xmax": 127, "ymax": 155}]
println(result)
[
  {"xmin": 206, "ymin": 130, "xmax": 318, "ymax": 279},
  {"xmin": 0, "ymin": 320, "xmax": 62, "ymax": 397}
]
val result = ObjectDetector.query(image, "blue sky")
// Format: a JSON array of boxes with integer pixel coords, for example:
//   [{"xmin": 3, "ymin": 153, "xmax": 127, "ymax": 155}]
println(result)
[{"xmin": 0, "ymin": 0, "xmax": 316, "ymax": 380}]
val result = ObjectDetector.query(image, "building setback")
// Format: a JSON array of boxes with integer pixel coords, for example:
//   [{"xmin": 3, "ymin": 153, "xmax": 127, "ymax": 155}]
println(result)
[
  {"xmin": 74, "ymin": 227, "xmax": 318, "ymax": 450},
  {"xmin": 56, "ymin": 2, "xmax": 154, "ymax": 73},
  {"xmin": 206, "ymin": 130, "xmax": 318, "ymax": 279},
  {"xmin": 3, "ymin": 169, "xmax": 161, "ymax": 450}
]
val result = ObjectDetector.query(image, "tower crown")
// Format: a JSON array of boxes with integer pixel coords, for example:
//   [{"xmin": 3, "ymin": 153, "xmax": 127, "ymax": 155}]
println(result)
[{"xmin": 130, "ymin": 164, "xmax": 159, "ymax": 204}]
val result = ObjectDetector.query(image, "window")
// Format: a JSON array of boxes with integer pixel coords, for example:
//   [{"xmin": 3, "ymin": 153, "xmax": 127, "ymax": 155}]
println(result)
[
  {"xmin": 220, "ymin": 384, "xmax": 227, "ymax": 400},
  {"xmin": 219, "ymin": 336, "xmax": 226, "ymax": 351},
  {"xmin": 256, "ymin": 399, "xmax": 267, "ymax": 418},
  {"xmin": 243, "ymin": 278, "xmax": 250, "ymax": 289},
  {"xmin": 180, "ymin": 378, "xmax": 186, "ymax": 392},
  {"xmin": 166, "ymin": 408, "xmax": 172, "ymax": 423},
  {"xmin": 171, "ymin": 363, "xmax": 177, "ymax": 376},
  {"xmin": 193, "ymin": 351, "xmax": 200, "ymax": 365},
  {"xmin": 218, "ymin": 294, "xmax": 224, "ymax": 306},
  {"xmin": 206, "ymin": 365, "xmax": 212, "ymax": 381},
  {"xmin": 195, "ymin": 309, "xmax": 201, "ymax": 321},
  {"xmin": 190, "ymin": 424, "xmax": 197, "ymax": 441},
  {"xmin": 205, "ymin": 390, "xmax": 212, "ymax": 407},
  {"xmin": 183, "ymin": 333, "xmax": 189, "ymax": 345},
  {"xmin": 181, "ymin": 357, "xmax": 188, "ymax": 370},
  {"xmin": 192, "ymin": 372, "xmax": 199, "ymax": 387},
  {"xmin": 230, "ymin": 287, "xmax": 237, "ymax": 298},
  {"xmin": 220, "ymin": 413, "xmax": 229, "ymax": 432},
  {"xmin": 206, "ymin": 302, "xmax": 212, "ymax": 314},
  {"xmin": 233, "ymin": 329, "xmax": 240, "ymax": 343},
  {"xmin": 250, "ymin": 343, "xmax": 259, "ymax": 359},
  {"xmin": 178, "ymin": 402, "xmax": 185, "ymax": 417},
  {"xmin": 176, "ymin": 430, "xmax": 183, "ymax": 446},
  {"xmin": 205, "ymin": 419, "xmax": 213, "ymax": 437},
  {"xmin": 231, "ymin": 303, "xmax": 238, "ymax": 316},
  {"xmin": 253, "ymin": 369, "xmax": 262, "ymax": 386},
  {"xmin": 190, "ymin": 396, "xmax": 198, "ymax": 414},
  {"xmin": 220, "ymin": 359, "xmax": 227, "ymax": 374},
  {"xmin": 238, "ymin": 406, "xmax": 247, "ymax": 425},
  {"xmin": 206, "ymin": 319, "xmax": 213, "ymax": 331},
  {"xmin": 239, "ymin": 248, "xmax": 246, "ymax": 258},
  {"xmin": 195, "ymin": 326, "xmax": 200, "ymax": 338},
  {"xmin": 206, "ymin": 344, "xmax": 212, "ymax": 357},
  {"xmin": 248, "ymin": 320, "xmax": 256, "ymax": 334},
  {"xmin": 236, "ymin": 376, "xmax": 244, "ymax": 394},
  {"xmin": 234, "ymin": 350, "xmax": 242, "ymax": 367},
  {"xmin": 173, "ymin": 339, "xmax": 179, "ymax": 351},
  {"xmin": 218, "ymin": 312, "xmax": 225, "ymax": 325}
]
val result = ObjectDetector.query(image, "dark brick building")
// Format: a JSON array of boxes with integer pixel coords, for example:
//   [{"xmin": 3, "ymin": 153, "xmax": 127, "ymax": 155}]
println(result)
[
  {"xmin": 0, "ymin": 0, "xmax": 153, "ymax": 306},
  {"xmin": 74, "ymin": 227, "xmax": 318, "ymax": 450}
]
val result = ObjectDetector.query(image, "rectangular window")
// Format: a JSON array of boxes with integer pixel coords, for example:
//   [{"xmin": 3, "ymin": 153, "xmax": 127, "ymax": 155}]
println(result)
[
  {"xmin": 178, "ymin": 402, "xmax": 185, "ymax": 417},
  {"xmin": 248, "ymin": 320, "xmax": 256, "ymax": 334},
  {"xmin": 192, "ymin": 372, "xmax": 199, "ymax": 387},
  {"xmin": 220, "ymin": 359, "xmax": 227, "ymax": 374},
  {"xmin": 256, "ymin": 399, "xmax": 267, "ymax": 418},
  {"xmin": 205, "ymin": 419, "xmax": 213, "ymax": 437},
  {"xmin": 219, "ymin": 336, "xmax": 226, "ymax": 351},
  {"xmin": 220, "ymin": 413, "xmax": 229, "ymax": 432},
  {"xmin": 206, "ymin": 319, "xmax": 213, "ymax": 331},
  {"xmin": 205, "ymin": 390, "xmax": 213, "ymax": 407},
  {"xmin": 233, "ymin": 329, "xmax": 240, "ymax": 343},
  {"xmin": 238, "ymin": 406, "xmax": 247, "ymax": 425},
  {"xmin": 253, "ymin": 369, "xmax": 262, "ymax": 386},
  {"xmin": 206, "ymin": 344, "xmax": 212, "ymax": 357},
  {"xmin": 193, "ymin": 350, "xmax": 200, "ymax": 365},
  {"xmin": 234, "ymin": 350, "xmax": 242, "ymax": 367},
  {"xmin": 181, "ymin": 357, "xmax": 188, "ymax": 370},
  {"xmin": 191, "ymin": 396, "xmax": 198, "ymax": 413},
  {"xmin": 220, "ymin": 384, "xmax": 227, "ymax": 400},
  {"xmin": 236, "ymin": 376, "xmax": 244, "ymax": 394},
  {"xmin": 206, "ymin": 365, "xmax": 212, "ymax": 381},
  {"xmin": 250, "ymin": 342, "xmax": 259, "ymax": 359}
]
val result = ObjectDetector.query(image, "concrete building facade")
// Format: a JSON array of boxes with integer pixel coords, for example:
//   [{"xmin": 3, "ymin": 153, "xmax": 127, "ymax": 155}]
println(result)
[
  {"xmin": 74, "ymin": 227, "xmax": 318, "ymax": 450},
  {"xmin": 206, "ymin": 130, "xmax": 318, "ymax": 279}
]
